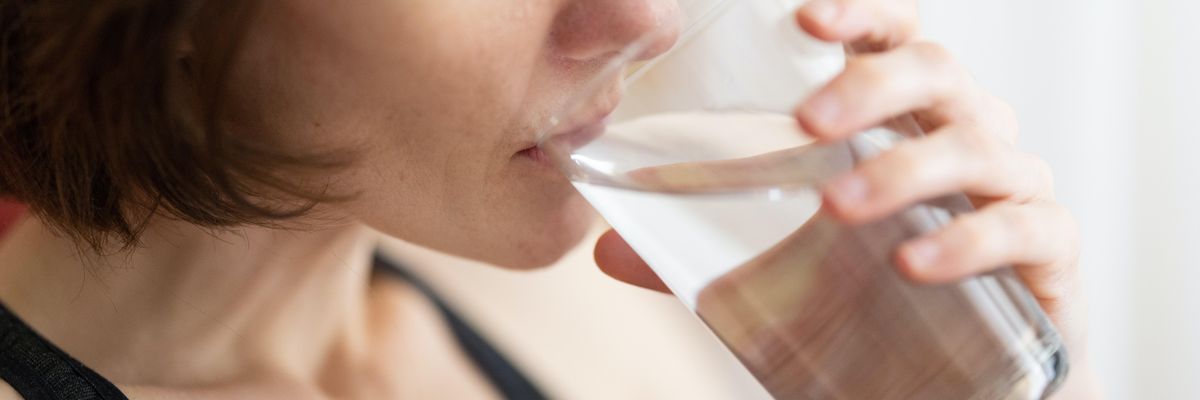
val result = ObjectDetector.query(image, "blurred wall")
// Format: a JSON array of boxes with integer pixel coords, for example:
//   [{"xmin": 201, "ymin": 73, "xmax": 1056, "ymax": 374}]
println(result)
[{"xmin": 922, "ymin": 1, "xmax": 1200, "ymax": 398}]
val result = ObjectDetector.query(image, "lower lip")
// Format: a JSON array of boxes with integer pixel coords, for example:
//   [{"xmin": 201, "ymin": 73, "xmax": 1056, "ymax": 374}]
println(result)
[
  {"xmin": 518, "ymin": 120, "xmax": 608, "ymax": 170},
  {"xmin": 517, "ymin": 146, "xmax": 555, "ymax": 169}
]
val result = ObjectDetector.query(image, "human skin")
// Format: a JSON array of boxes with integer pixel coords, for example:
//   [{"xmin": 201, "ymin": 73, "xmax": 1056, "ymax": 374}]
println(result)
[
  {"xmin": 0, "ymin": 0, "xmax": 1097, "ymax": 398},
  {"xmin": 594, "ymin": 0, "xmax": 1100, "ymax": 398}
]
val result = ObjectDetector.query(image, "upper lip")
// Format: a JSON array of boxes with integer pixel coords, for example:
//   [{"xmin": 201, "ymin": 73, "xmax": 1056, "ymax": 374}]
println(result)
[
  {"xmin": 552, "ymin": 105, "xmax": 614, "ymax": 137},
  {"xmin": 515, "ymin": 106, "xmax": 615, "ymax": 153},
  {"xmin": 519, "ymin": 82, "xmax": 623, "ymax": 151}
]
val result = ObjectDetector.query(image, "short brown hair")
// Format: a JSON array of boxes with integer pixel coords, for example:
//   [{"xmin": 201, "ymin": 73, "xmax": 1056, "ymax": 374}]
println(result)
[{"xmin": 0, "ymin": 1, "xmax": 348, "ymax": 250}]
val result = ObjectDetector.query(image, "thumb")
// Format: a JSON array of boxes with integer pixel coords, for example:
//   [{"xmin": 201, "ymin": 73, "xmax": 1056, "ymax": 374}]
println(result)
[{"xmin": 594, "ymin": 229, "xmax": 671, "ymax": 294}]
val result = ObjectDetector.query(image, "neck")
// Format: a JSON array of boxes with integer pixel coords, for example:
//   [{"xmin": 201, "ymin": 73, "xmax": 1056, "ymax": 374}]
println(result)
[{"xmin": 0, "ymin": 215, "xmax": 379, "ymax": 387}]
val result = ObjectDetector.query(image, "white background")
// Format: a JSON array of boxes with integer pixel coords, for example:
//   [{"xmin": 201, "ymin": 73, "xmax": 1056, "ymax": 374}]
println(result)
[
  {"xmin": 387, "ymin": 2, "xmax": 1199, "ymax": 399},
  {"xmin": 921, "ymin": 1, "xmax": 1200, "ymax": 398}
]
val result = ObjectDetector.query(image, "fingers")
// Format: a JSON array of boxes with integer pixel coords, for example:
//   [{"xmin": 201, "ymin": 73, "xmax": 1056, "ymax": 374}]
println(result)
[
  {"xmin": 894, "ymin": 200, "xmax": 1080, "ymax": 302},
  {"xmin": 796, "ymin": 0, "xmax": 920, "ymax": 52},
  {"xmin": 822, "ymin": 124, "xmax": 1053, "ymax": 222},
  {"xmin": 796, "ymin": 41, "xmax": 980, "ymax": 140},
  {"xmin": 594, "ymin": 229, "xmax": 671, "ymax": 293}
]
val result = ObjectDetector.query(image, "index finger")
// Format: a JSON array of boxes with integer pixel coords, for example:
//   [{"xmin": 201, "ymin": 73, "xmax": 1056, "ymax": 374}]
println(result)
[
  {"xmin": 594, "ymin": 229, "xmax": 672, "ymax": 293},
  {"xmin": 796, "ymin": 0, "xmax": 921, "ymax": 53}
]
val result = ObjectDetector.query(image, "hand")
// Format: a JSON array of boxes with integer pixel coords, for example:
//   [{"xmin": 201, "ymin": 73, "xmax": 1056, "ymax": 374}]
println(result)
[{"xmin": 595, "ymin": 0, "xmax": 1098, "ymax": 397}]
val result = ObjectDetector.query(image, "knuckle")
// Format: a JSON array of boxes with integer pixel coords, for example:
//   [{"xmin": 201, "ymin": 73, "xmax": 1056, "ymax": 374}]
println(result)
[
  {"xmin": 868, "ymin": 0, "xmax": 923, "ymax": 47},
  {"xmin": 1000, "ymin": 206, "xmax": 1041, "ymax": 243},
  {"xmin": 900, "ymin": 0, "xmax": 922, "ymax": 24},
  {"xmin": 974, "ymin": 94, "xmax": 1021, "ymax": 143},
  {"xmin": 1046, "ymin": 202, "xmax": 1081, "ymax": 254},
  {"xmin": 897, "ymin": 14, "xmax": 920, "ymax": 40},
  {"xmin": 910, "ymin": 41, "xmax": 956, "ymax": 73},
  {"xmin": 888, "ymin": 8, "xmax": 922, "ymax": 46},
  {"xmin": 1006, "ymin": 152, "xmax": 1056, "ymax": 201},
  {"xmin": 844, "ymin": 56, "xmax": 891, "ymax": 90},
  {"xmin": 872, "ymin": 144, "xmax": 925, "ymax": 191},
  {"xmin": 908, "ymin": 41, "xmax": 969, "ymax": 98},
  {"xmin": 1055, "ymin": 203, "xmax": 1079, "ymax": 235},
  {"xmin": 1028, "ymin": 155, "xmax": 1057, "ymax": 198},
  {"xmin": 992, "ymin": 96, "xmax": 1021, "ymax": 135},
  {"xmin": 951, "ymin": 126, "xmax": 1007, "ymax": 178},
  {"xmin": 952, "ymin": 214, "xmax": 996, "ymax": 257}
]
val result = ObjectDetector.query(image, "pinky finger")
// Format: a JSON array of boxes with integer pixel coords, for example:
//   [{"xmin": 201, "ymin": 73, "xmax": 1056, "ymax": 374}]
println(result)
[{"xmin": 895, "ymin": 201, "xmax": 1080, "ymax": 299}]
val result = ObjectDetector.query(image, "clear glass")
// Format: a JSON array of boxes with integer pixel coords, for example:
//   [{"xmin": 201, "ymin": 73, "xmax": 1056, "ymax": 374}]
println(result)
[{"xmin": 537, "ymin": 0, "xmax": 1068, "ymax": 399}]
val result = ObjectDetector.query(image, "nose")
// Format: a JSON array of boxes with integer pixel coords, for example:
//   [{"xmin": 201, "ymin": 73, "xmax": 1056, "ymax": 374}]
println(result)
[{"xmin": 551, "ymin": 0, "xmax": 681, "ymax": 63}]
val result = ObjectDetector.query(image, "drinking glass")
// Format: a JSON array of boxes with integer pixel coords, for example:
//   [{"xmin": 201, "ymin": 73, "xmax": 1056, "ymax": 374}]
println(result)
[{"xmin": 537, "ymin": 0, "xmax": 1068, "ymax": 398}]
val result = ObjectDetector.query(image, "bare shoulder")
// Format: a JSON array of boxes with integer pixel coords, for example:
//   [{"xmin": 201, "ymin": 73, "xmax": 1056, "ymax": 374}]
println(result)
[{"xmin": 0, "ymin": 380, "xmax": 22, "ymax": 400}]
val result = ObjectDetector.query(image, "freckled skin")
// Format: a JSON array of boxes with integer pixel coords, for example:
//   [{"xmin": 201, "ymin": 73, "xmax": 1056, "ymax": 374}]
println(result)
[{"xmin": 221, "ymin": 0, "xmax": 679, "ymax": 268}]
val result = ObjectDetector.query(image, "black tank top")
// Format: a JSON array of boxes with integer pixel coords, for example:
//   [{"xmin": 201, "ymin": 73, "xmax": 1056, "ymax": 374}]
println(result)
[{"xmin": 0, "ymin": 254, "xmax": 547, "ymax": 400}]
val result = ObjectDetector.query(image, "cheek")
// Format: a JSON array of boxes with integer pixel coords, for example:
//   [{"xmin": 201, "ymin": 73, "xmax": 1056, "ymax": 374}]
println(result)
[
  {"xmin": 342, "ymin": 153, "xmax": 596, "ymax": 269},
  {"xmin": 237, "ymin": 0, "xmax": 594, "ymax": 266},
  {"xmin": 227, "ymin": 0, "xmax": 544, "ymax": 157}
]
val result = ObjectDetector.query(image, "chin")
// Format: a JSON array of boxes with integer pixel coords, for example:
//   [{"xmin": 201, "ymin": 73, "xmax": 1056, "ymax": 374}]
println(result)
[{"xmin": 488, "ymin": 193, "xmax": 596, "ymax": 270}]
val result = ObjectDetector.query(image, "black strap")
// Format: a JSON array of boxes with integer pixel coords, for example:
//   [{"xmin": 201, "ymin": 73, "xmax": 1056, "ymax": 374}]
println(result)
[
  {"xmin": 0, "ymin": 254, "xmax": 547, "ymax": 400},
  {"xmin": 0, "ymin": 302, "xmax": 127, "ymax": 400},
  {"xmin": 373, "ymin": 254, "xmax": 549, "ymax": 400}
]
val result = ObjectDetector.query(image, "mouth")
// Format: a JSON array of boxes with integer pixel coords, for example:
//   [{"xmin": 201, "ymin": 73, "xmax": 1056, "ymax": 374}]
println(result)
[
  {"xmin": 515, "ymin": 106, "xmax": 615, "ymax": 168},
  {"xmin": 514, "ymin": 69, "xmax": 625, "ymax": 168},
  {"xmin": 516, "ymin": 146, "xmax": 553, "ymax": 167}
]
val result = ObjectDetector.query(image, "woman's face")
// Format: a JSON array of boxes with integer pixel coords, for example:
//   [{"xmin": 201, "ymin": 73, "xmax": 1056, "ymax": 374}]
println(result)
[{"xmin": 222, "ymin": 0, "xmax": 680, "ymax": 267}]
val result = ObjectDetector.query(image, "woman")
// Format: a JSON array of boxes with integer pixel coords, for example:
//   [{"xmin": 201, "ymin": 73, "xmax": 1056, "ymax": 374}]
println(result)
[{"xmin": 0, "ymin": 0, "xmax": 1099, "ymax": 398}]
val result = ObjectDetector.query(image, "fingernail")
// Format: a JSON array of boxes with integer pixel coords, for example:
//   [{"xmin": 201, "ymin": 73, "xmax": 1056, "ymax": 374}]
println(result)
[
  {"xmin": 825, "ymin": 174, "xmax": 868, "ymax": 208},
  {"xmin": 800, "ymin": 93, "xmax": 841, "ymax": 132},
  {"xmin": 902, "ymin": 239, "xmax": 942, "ymax": 272},
  {"xmin": 803, "ymin": 0, "xmax": 842, "ymax": 25}
]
